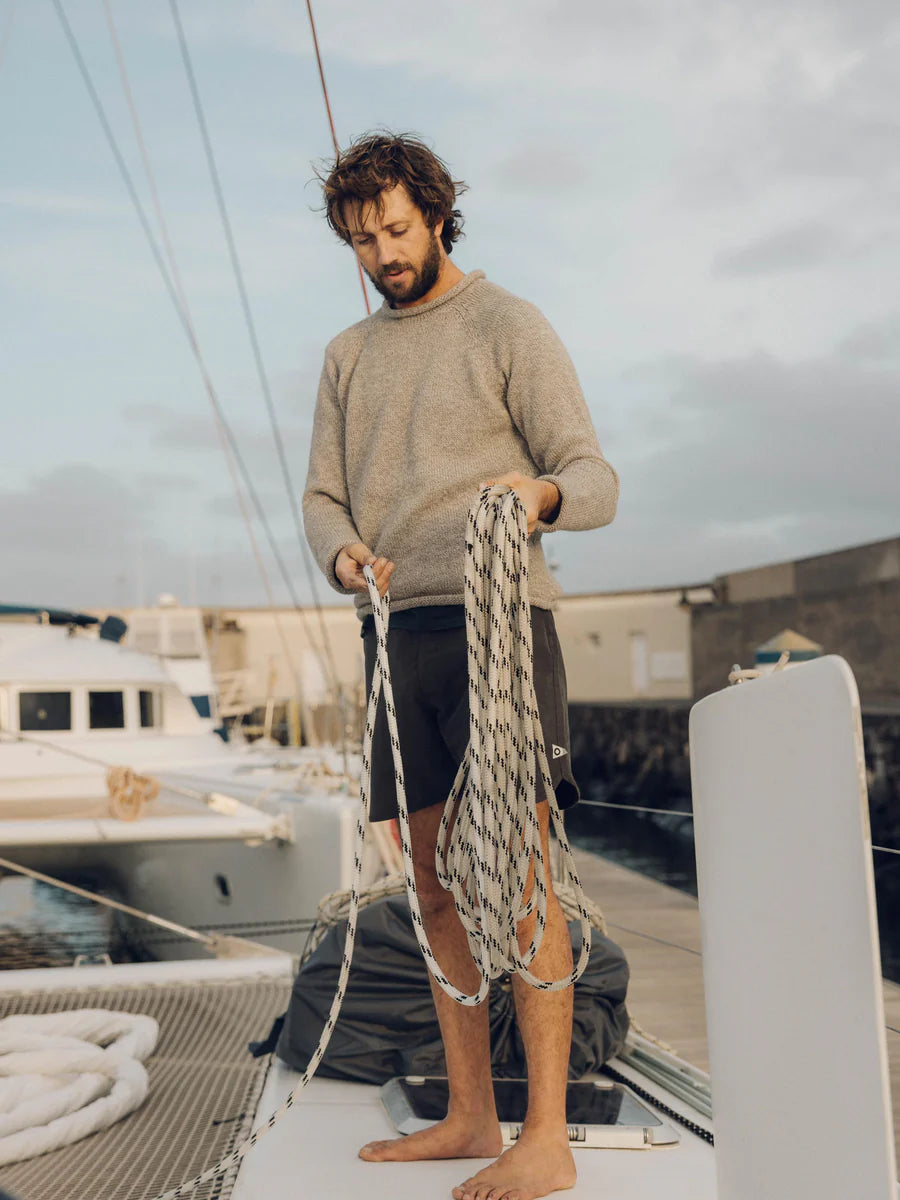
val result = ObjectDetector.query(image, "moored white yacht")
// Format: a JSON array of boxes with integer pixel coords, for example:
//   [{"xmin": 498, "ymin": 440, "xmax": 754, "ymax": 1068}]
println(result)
[{"xmin": 0, "ymin": 604, "xmax": 388, "ymax": 964}]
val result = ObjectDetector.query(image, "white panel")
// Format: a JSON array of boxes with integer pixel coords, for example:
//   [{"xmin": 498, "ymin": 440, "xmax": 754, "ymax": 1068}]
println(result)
[
  {"xmin": 689, "ymin": 656, "xmax": 896, "ymax": 1200},
  {"xmin": 630, "ymin": 632, "xmax": 649, "ymax": 693},
  {"xmin": 650, "ymin": 650, "xmax": 688, "ymax": 682}
]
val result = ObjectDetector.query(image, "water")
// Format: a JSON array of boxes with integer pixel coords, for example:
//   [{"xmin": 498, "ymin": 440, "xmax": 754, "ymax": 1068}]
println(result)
[
  {"xmin": 0, "ymin": 873, "xmax": 150, "ymax": 969},
  {"xmin": 566, "ymin": 779, "xmax": 900, "ymax": 985}
]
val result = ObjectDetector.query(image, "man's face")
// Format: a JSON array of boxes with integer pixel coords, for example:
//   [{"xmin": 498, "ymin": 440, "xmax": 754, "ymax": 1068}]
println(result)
[{"xmin": 344, "ymin": 184, "xmax": 444, "ymax": 307}]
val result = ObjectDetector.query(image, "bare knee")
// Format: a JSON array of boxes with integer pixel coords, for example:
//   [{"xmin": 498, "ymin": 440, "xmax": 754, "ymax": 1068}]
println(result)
[
  {"xmin": 516, "ymin": 887, "xmax": 569, "ymax": 957},
  {"xmin": 409, "ymin": 856, "xmax": 454, "ymax": 923}
]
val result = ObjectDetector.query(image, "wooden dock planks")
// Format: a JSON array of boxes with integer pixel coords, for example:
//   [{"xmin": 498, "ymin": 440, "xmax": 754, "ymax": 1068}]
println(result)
[{"xmin": 573, "ymin": 848, "xmax": 900, "ymax": 1155}]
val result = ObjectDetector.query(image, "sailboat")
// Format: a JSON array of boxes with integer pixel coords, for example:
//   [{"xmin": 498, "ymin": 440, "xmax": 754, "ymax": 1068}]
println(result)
[{"xmin": 1, "ymin": 652, "xmax": 896, "ymax": 1200}]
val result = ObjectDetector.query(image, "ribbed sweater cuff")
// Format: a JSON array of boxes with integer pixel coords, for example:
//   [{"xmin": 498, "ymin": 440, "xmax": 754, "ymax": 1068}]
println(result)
[{"xmin": 534, "ymin": 474, "xmax": 566, "ymax": 534}]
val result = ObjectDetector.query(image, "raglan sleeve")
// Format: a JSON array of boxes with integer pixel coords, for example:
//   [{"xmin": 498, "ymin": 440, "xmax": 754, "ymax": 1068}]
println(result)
[
  {"xmin": 301, "ymin": 347, "xmax": 362, "ymax": 594},
  {"xmin": 503, "ymin": 302, "xmax": 619, "ymax": 535}
]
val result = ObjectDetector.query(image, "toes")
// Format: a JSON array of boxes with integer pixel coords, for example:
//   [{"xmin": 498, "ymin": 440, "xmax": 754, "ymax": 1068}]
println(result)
[{"xmin": 454, "ymin": 1177, "xmax": 478, "ymax": 1200}]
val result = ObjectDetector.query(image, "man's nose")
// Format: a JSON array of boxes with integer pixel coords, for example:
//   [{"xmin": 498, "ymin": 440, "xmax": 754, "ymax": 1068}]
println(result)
[{"xmin": 374, "ymin": 237, "xmax": 395, "ymax": 265}]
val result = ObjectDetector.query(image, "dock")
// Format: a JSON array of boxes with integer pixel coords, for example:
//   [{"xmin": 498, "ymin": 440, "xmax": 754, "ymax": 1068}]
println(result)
[{"xmin": 573, "ymin": 848, "xmax": 900, "ymax": 1156}]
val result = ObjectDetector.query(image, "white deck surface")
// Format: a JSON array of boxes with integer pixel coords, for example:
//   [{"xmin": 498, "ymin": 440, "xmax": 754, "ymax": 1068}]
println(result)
[{"xmin": 231, "ymin": 1064, "xmax": 717, "ymax": 1200}]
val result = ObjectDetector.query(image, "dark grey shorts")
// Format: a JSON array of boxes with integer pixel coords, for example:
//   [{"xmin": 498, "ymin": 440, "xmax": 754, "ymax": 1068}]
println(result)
[{"xmin": 362, "ymin": 607, "xmax": 579, "ymax": 823}]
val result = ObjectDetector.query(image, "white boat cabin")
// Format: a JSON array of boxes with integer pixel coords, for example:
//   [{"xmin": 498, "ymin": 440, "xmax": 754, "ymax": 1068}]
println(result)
[{"xmin": 0, "ymin": 623, "xmax": 205, "ymax": 738}]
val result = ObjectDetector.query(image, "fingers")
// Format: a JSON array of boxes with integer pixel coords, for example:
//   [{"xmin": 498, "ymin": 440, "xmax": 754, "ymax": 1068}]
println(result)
[
  {"xmin": 369, "ymin": 556, "xmax": 395, "ymax": 597},
  {"xmin": 345, "ymin": 541, "xmax": 375, "ymax": 566},
  {"xmin": 337, "ymin": 545, "xmax": 395, "ymax": 595}
]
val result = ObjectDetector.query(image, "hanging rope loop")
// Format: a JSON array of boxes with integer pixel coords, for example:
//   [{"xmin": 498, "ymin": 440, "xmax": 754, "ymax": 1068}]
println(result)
[{"xmin": 363, "ymin": 484, "xmax": 593, "ymax": 1003}]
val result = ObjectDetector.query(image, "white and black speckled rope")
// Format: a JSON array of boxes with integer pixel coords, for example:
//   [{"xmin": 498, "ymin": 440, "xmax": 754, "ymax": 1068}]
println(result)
[
  {"xmin": 380, "ymin": 485, "xmax": 593, "ymax": 1002},
  {"xmin": 150, "ymin": 484, "xmax": 591, "ymax": 1198}
]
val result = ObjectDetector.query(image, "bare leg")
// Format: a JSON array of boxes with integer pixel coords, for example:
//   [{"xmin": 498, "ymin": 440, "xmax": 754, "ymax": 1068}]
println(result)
[
  {"xmin": 452, "ymin": 802, "xmax": 576, "ymax": 1200},
  {"xmin": 359, "ymin": 801, "xmax": 503, "ymax": 1162}
]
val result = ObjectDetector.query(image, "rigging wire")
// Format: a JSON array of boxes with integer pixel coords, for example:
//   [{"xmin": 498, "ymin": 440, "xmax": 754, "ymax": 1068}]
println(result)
[
  {"xmin": 50, "ymin": 0, "xmax": 313, "ymax": 737},
  {"xmin": 579, "ymin": 800, "xmax": 900, "ymax": 858},
  {"xmin": 167, "ymin": 0, "xmax": 346, "ymax": 756},
  {"xmin": 303, "ymin": 0, "xmax": 371, "ymax": 315},
  {"xmin": 103, "ymin": 0, "xmax": 339, "ymax": 743}
]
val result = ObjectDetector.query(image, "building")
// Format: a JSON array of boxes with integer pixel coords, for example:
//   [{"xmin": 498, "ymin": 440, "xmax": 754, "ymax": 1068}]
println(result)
[
  {"xmin": 81, "ymin": 532, "xmax": 898, "ymax": 744},
  {"xmin": 690, "ymin": 535, "xmax": 900, "ymax": 710},
  {"xmin": 554, "ymin": 586, "xmax": 714, "ymax": 705}
]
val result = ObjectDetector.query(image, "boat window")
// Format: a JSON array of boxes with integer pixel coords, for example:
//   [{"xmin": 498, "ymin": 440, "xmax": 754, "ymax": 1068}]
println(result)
[
  {"xmin": 139, "ymin": 689, "xmax": 157, "ymax": 728},
  {"xmin": 19, "ymin": 691, "xmax": 72, "ymax": 731},
  {"xmin": 89, "ymin": 690, "xmax": 125, "ymax": 730}
]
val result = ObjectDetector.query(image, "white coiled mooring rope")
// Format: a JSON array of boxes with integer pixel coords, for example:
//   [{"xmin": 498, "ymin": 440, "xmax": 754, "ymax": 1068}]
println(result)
[
  {"xmin": 150, "ymin": 484, "xmax": 594, "ymax": 1199},
  {"xmin": 0, "ymin": 1009, "xmax": 158, "ymax": 1166}
]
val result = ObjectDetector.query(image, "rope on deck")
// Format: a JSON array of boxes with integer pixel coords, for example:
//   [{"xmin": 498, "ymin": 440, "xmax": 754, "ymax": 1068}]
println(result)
[{"xmin": 0, "ymin": 1010, "xmax": 159, "ymax": 1166}]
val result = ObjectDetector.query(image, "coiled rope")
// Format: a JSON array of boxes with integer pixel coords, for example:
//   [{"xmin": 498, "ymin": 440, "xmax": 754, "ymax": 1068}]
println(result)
[
  {"xmin": 106, "ymin": 765, "xmax": 161, "ymax": 821},
  {"xmin": 0, "ymin": 1010, "xmax": 158, "ymax": 1165},
  {"xmin": 150, "ymin": 484, "xmax": 592, "ymax": 1198},
  {"xmin": 376, "ymin": 484, "xmax": 593, "ymax": 1001}
]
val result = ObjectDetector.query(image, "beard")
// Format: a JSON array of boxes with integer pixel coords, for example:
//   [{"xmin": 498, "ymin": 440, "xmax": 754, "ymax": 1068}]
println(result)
[{"xmin": 366, "ymin": 230, "xmax": 443, "ymax": 305}]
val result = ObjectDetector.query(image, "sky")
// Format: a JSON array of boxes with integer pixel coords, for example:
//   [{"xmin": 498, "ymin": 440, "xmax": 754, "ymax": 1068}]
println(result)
[{"xmin": 1, "ymin": 0, "xmax": 898, "ymax": 610}]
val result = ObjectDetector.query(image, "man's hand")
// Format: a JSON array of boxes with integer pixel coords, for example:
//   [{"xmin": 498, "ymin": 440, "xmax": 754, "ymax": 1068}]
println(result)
[
  {"xmin": 482, "ymin": 473, "xmax": 561, "ymax": 534},
  {"xmin": 335, "ymin": 542, "xmax": 395, "ymax": 597}
]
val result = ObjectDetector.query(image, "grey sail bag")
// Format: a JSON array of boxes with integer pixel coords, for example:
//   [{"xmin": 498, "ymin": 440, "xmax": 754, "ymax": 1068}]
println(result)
[{"xmin": 266, "ymin": 893, "xmax": 630, "ymax": 1084}]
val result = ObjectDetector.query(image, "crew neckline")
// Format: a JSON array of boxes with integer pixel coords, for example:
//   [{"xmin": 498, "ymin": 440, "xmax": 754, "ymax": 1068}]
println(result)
[{"xmin": 377, "ymin": 269, "xmax": 486, "ymax": 319}]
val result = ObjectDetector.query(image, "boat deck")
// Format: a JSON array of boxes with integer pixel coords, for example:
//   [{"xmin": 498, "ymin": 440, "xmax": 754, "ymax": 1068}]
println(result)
[
  {"xmin": 231, "ymin": 1067, "xmax": 716, "ymax": 1200},
  {"xmin": 571, "ymin": 848, "xmax": 900, "ymax": 1157}
]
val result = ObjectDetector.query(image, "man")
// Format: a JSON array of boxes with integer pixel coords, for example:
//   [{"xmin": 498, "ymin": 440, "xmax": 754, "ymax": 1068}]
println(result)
[{"xmin": 302, "ymin": 133, "xmax": 619, "ymax": 1200}]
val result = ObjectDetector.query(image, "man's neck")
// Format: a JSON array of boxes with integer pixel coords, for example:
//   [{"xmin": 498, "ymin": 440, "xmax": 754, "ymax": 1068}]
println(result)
[{"xmin": 394, "ymin": 259, "xmax": 465, "ymax": 309}]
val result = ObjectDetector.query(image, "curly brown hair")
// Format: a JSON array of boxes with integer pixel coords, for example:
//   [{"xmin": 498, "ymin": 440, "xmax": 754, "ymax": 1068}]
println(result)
[{"xmin": 318, "ymin": 131, "xmax": 467, "ymax": 254}]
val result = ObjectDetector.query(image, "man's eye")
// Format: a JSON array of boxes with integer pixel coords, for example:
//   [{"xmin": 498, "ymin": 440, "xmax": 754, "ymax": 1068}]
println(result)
[{"xmin": 390, "ymin": 229, "xmax": 407, "ymax": 237}]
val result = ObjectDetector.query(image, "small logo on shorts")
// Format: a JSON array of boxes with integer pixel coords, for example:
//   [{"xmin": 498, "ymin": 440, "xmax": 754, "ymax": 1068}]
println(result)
[{"xmin": 551, "ymin": 744, "xmax": 568, "ymax": 759}]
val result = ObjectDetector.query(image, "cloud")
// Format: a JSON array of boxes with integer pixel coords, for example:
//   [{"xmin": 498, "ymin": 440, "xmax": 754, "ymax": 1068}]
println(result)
[
  {"xmin": 122, "ymin": 375, "xmax": 314, "ymax": 465},
  {"xmin": 713, "ymin": 220, "xmax": 845, "ymax": 275},
  {"xmin": 0, "ymin": 466, "xmax": 145, "ymax": 608},
  {"xmin": 556, "ymin": 342, "xmax": 900, "ymax": 591},
  {"xmin": 0, "ymin": 462, "xmax": 323, "ymax": 609},
  {"xmin": 839, "ymin": 314, "xmax": 900, "ymax": 364},
  {"xmin": 134, "ymin": 469, "xmax": 199, "ymax": 493},
  {"xmin": 492, "ymin": 145, "xmax": 590, "ymax": 192},
  {"xmin": 0, "ymin": 188, "xmax": 127, "ymax": 218},
  {"xmin": 0, "ymin": 466, "xmax": 143, "ymax": 553}
]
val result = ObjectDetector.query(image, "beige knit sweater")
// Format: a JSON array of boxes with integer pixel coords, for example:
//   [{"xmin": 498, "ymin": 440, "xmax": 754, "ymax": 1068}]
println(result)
[{"xmin": 302, "ymin": 270, "xmax": 619, "ymax": 618}]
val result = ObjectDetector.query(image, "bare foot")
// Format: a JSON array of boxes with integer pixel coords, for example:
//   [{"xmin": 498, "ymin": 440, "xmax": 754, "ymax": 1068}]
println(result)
[
  {"xmin": 451, "ymin": 1128, "xmax": 576, "ymax": 1200},
  {"xmin": 359, "ymin": 1111, "xmax": 503, "ymax": 1163}
]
